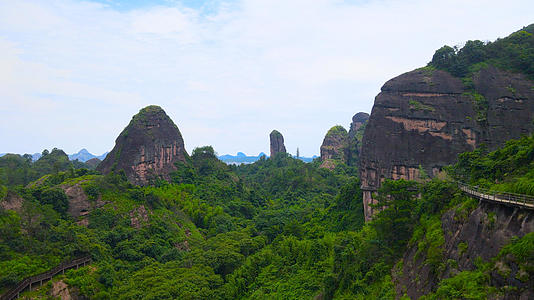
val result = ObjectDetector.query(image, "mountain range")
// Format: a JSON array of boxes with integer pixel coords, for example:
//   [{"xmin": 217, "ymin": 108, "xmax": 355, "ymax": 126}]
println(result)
[
  {"xmin": 218, "ymin": 152, "xmax": 318, "ymax": 164},
  {"xmin": 0, "ymin": 150, "xmax": 317, "ymax": 164},
  {"xmin": 0, "ymin": 149, "xmax": 109, "ymax": 162}
]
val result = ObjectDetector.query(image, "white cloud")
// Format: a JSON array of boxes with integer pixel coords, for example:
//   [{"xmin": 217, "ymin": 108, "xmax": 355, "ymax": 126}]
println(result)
[{"xmin": 0, "ymin": 0, "xmax": 533, "ymax": 156}]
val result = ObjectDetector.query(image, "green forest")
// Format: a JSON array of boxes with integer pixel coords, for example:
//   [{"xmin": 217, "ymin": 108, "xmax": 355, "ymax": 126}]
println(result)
[{"xmin": 1, "ymin": 135, "xmax": 534, "ymax": 299}]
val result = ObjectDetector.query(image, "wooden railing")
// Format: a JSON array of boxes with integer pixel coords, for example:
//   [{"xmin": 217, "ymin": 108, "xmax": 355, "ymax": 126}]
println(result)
[
  {"xmin": 0, "ymin": 256, "xmax": 91, "ymax": 300},
  {"xmin": 458, "ymin": 182, "xmax": 534, "ymax": 210}
]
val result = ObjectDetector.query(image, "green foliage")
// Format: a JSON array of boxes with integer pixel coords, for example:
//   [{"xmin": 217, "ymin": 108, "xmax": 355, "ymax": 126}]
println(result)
[
  {"xmin": 498, "ymin": 232, "xmax": 534, "ymax": 270},
  {"xmin": 414, "ymin": 216, "xmax": 444, "ymax": 274},
  {"xmin": 430, "ymin": 25, "xmax": 534, "ymax": 79},
  {"xmin": 409, "ymin": 99, "xmax": 435, "ymax": 112},
  {"xmin": 326, "ymin": 125, "xmax": 348, "ymax": 137},
  {"xmin": 114, "ymin": 263, "xmax": 223, "ymax": 299},
  {"xmin": 451, "ymin": 134, "xmax": 534, "ymax": 195},
  {"xmin": 2, "ymin": 133, "xmax": 533, "ymax": 299},
  {"xmin": 0, "ymin": 149, "xmax": 93, "ymax": 187},
  {"xmin": 464, "ymin": 92, "xmax": 488, "ymax": 124},
  {"xmin": 371, "ymin": 180, "xmax": 419, "ymax": 253},
  {"xmin": 458, "ymin": 242, "xmax": 468, "ymax": 255},
  {"xmin": 423, "ymin": 270, "xmax": 491, "ymax": 300},
  {"xmin": 39, "ymin": 187, "xmax": 69, "ymax": 215}
]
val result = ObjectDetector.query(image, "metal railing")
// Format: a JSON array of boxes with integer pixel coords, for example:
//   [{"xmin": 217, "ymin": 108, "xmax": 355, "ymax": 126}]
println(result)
[
  {"xmin": 0, "ymin": 256, "xmax": 91, "ymax": 300},
  {"xmin": 458, "ymin": 182, "xmax": 534, "ymax": 210}
]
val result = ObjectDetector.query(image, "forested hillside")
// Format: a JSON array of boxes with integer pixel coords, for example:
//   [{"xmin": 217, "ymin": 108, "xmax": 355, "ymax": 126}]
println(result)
[{"xmin": 2, "ymin": 134, "xmax": 532, "ymax": 299}]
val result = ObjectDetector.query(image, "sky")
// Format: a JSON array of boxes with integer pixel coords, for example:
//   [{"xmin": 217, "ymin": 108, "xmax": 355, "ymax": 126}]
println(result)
[{"xmin": 1, "ymin": 0, "xmax": 533, "ymax": 157}]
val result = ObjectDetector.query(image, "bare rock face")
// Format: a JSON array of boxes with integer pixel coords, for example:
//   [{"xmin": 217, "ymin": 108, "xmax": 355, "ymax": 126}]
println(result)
[
  {"xmin": 51, "ymin": 280, "xmax": 72, "ymax": 300},
  {"xmin": 347, "ymin": 112, "xmax": 369, "ymax": 166},
  {"xmin": 0, "ymin": 191, "xmax": 24, "ymax": 212},
  {"xmin": 320, "ymin": 126, "xmax": 348, "ymax": 169},
  {"xmin": 349, "ymin": 112, "xmax": 370, "ymax": 135},
  {"xmin": 269, "ymin": 130, "xmax": 286, "ymax": 157},
  {"xmin": 360, "ymin": 66, "xmax": 534, "ymax": 221},
  {"xmin": 85, "ymin": 158, "xmax": 101, "ymax": 169},
  {"xmin": 97, "ymin": 105, "xmax": 188, "ymax": 185},
  {"xmin": 59, "ymin": 182, "xmax": 105, "ymax": 222}
]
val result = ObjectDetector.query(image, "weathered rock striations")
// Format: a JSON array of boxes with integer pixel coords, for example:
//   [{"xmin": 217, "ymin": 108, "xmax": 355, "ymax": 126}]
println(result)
[
  {"xmin": 320, "ymin": 125, "xmax": 348, "ymax": 169},
  {"xmin": 97, "ymin": 105, "xmax": 188, "ymax": 185},
  {"xmin": 347, "ymin": 112, "xmax": 369, "ymax": 166},
  {"xmin": 269, "ymin": 130, "xmax": 286, "ymax": 157},
  {"xmin": 360, "ymin": 66, "xmax": 534, "ymax": 221},
  {"xmin": 349, "ymin": 112, "xmax": 370, "ymax": 135}
]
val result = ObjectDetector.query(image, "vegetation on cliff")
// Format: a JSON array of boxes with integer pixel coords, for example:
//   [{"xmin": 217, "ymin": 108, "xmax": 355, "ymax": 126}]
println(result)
[{"xmin": 430, "ymin": 24, "xmax": 534, "ymax": 79}]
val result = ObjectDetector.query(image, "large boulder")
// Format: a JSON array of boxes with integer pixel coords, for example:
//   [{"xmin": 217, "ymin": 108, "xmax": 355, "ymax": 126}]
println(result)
[
  {"xmin": 97, "ymin": 105, "xmax": 189, "ymax": 185},
  {"xmin": 269, "ymin": 130, "xmax": 286, "ymax": 157}
]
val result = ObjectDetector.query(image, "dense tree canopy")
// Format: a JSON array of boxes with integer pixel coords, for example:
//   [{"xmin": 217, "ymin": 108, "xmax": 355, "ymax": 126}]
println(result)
[{"xmin": 430, "ymin": 24, "xmax": 534, "ymax": 79}]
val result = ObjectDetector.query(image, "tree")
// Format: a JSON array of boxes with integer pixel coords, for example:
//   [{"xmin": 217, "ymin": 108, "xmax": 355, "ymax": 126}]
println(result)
[
  {"xmin": 40, "ymin": 188, "xmax": 69, "ymax": 215},
  {"xmin": 431, "ymin": 45, "xmax": 456, "ymax": 70},
  {"xmin": 371, "ymin": 179, "xmax": 418, "ymax": 253}
]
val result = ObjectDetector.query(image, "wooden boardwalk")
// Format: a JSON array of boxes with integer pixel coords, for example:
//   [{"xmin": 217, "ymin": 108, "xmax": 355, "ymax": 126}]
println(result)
[
  {"xmin": 0, "ymin": 256, "xmax": 91, "ymax": 300},
  {"xmin": 458, "ymin": 183, "xmax": 534, "ymax": 210}
]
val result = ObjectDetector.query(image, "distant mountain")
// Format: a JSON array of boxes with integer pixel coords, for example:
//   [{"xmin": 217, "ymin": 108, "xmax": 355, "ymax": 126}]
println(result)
[
  {"xmin": 298, "ymin": 155, "xmax": 318, "ymax": 163},
  {"xmin": 2, "ymin": 149, "xmax": 108, "ymax": 162},
  {"xmin": 0, "ymin": 152, "xmax": 41, "ymax": 161},
  {"xmin": 69, "ymin": 149, "xmax": 109, "ymax": 162},
  {"xmin": 31, "ymin": 153, "xmax": 42, "ymax": 161},
  {"xmin": 218, "ymin": 152, "xmax": 267, "ymax": 164},
  {"xmin": 218, "ymin": 152, "xmax": 317, "ymax": 164}
]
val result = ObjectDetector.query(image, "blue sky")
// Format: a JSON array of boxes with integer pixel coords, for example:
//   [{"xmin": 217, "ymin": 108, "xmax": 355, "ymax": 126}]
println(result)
[
  {"xmin": 88, "ymin": 0, "xmax": 221, "ymax": 11},
  {"xmin": 1, "ymin": 0, "xmax": 533, "ymax": 157}
]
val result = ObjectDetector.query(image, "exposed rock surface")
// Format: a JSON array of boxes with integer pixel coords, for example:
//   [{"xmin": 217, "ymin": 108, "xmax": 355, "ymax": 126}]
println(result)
[
  {"xmin": 60, "ymin": 182, "xmax": 105, "ymax": 221},
  {"xmin": 97, "ymin": 106, "xmax": 188, "ymax": 185},
  {"xmin": 130, "ymin": 205, "xmax": 150, "ymax": 229},
  {"xmin": 51, "ymin": 280, "xmax": 72, "ymax": 300},
  {"xmin": 360, "ymin": 67, "xmax": 534, "ymax": 220},
  {"xmin": 349, "ymin": 112, "xmax": 370, "ymax": 135},
  {"xmin": 0, "ymin": 191, "xmax": 24, "ymax": 211},
  {"xmin": 347, "ymin": 112, "xmax": 369, "ymax": 166},
  {"xmin": 269, "ymin": 130, "xmax": 286, "ymax": 157},
  {"xmin": 320, "ymin": 126, "xmax": 348, "ymax": 169},
  {"xmin": 85, "ymin": 158, "xmax": 101, "ymax": 169},
  {"xmin": 394, "ymin": 201, "xmax": 534, "ymax": 299}
]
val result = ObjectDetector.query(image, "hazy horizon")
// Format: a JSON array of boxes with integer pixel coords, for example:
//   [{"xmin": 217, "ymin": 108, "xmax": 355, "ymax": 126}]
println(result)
[{"xmin": 1, "ymin": 0, "xmax": 533, "ymax": 157}]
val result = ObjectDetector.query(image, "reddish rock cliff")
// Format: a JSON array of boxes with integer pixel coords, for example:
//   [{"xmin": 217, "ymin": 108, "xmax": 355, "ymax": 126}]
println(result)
[
  {"xmin": 360, "ymin": 67, "xmax": 534, "ymax": 221},
  {"xmin": 349, "ymin": 112, "xmax": 369, "ymax": 135},
  {"xmin": 97, "ymin": 105, "xmax": 188, "ymax": 185},
  {"xmin": 270, "ymin": 130, "xmax": 286, "ymax": 157}
]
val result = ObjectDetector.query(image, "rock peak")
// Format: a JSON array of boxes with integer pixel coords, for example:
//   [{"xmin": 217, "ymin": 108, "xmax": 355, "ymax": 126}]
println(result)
[
  {"xmin": 269, "ymin": 130, "xmax": 286, "ymax": 157},
  {"xmin": 97, "ymin": 106, "xmax": 188, "ymax": 185},
  {"xmin": 350, "ymin": 112, "xmax": 369, "ymax": 134},
  {"xmin": 320, "ymin": 125, "xmax": 348, "ymax": 169}
]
